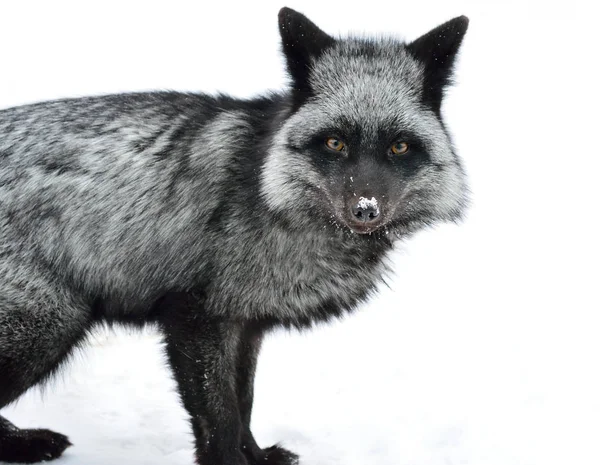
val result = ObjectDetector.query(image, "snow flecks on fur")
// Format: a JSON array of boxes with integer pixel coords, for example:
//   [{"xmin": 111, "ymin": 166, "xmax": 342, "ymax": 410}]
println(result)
[{"xmin": 357, "ymin": 196, "xmax": 378, "ymax": 210}]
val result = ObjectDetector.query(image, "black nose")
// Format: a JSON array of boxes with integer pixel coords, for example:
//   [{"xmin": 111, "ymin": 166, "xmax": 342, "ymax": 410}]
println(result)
[{"xmin": 351, "ymin": 198, "xmax": 380, "ymax": 223}]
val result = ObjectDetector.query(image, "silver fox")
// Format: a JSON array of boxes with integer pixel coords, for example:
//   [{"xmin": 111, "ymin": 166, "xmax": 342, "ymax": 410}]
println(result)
[{"xmin": 0, "ymin": 7, "xmax": 469, "ymax": 465}]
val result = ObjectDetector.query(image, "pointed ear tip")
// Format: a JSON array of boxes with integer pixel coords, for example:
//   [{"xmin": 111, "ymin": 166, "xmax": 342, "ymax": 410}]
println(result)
[
  {"xmin": 454, "ymin": 15, "xmax": 470, "ymax": 32},
  {"xmin": 278, "ymin": 7, "xmax": 297, "ymax": 20}
]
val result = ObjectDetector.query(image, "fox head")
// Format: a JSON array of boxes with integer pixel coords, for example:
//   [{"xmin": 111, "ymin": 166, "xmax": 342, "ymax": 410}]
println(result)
[{"xmin": 261, "ymin": 7, "xmax": 469, "ymax": 237}]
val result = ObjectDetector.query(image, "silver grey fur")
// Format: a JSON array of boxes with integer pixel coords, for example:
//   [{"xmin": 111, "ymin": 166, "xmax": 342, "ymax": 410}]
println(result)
[
  {"xmin": 0, "ymin": 7, "xmax": 468, "ymax": 463},
  {"xmin": 0, "ymin": 92, "xmax": 393, "ymax": 381},
  {"xmin": 0, "ymin": 32, "xmax": 467, "ymax": 377},
  {"xmin": 263, "ymin": 38, "xmax": 466, "ymax": 223}
]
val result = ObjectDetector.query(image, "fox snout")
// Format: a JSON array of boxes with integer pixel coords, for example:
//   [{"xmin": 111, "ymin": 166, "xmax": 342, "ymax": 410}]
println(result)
[{"xmin": 345, "ymin": 196, "xmax": 384, "ymax": 234}]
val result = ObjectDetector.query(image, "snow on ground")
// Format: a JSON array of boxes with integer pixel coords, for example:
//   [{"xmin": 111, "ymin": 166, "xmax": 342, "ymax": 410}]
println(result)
[{"xmin": 1, "ymin": 1, "xmax": 600, "ymax": 464}]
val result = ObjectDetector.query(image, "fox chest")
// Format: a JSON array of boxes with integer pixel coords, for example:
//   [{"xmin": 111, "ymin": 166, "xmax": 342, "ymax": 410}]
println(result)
[{"xmin": 209, "ymin": 231, "xmax": 390, "ymax": 324}]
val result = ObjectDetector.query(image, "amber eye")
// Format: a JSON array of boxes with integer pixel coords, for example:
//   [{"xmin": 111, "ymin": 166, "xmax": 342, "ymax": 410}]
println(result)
[
  {"xmin": 325, "ymin": 137, "xmax": 345, "ymax": 152},
  {"xmin": 391, "ymin": 141, "xmax": 410, "ymax": 155}
]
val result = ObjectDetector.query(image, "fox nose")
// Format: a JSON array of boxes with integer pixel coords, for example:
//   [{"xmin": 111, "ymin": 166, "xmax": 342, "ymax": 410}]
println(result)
[{"xmin": 351, "ymin": 197, "xmax": 380, "ymax": 223}]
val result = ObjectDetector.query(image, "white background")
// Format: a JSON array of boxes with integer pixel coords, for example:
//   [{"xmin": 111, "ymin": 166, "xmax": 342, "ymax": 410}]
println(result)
[{"xmin": 1, "ymin": 1, "xmax": 599, "ymax": 464}]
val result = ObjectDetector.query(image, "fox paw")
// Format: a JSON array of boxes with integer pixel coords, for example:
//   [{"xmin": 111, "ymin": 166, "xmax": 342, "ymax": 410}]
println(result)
[
  {"xmin": 256, "ymin": 445, "xmax": 299, "ymax": 465},
  {"xmin": 0, "ymin": 428, "xmax": 72, "ymax": 463}
]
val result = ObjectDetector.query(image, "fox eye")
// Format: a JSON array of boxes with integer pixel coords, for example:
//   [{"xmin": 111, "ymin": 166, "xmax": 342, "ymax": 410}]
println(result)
[
  {"xmin": 391, "ymin": 141, "xmax": 410, "ymax": 155},
  {"xmin": 325, "ymin": 137, "xmax": 345, "ymax": 152}
]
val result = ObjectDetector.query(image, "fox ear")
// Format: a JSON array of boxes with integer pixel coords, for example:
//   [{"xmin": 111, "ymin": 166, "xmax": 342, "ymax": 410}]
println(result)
[
  {"xmin": 278, "ymin": 7, "xmax": 335, "ymax": 99},
  {"xmin": 406, "ymin": 16, "xmax": 469, "ymax": 113}
]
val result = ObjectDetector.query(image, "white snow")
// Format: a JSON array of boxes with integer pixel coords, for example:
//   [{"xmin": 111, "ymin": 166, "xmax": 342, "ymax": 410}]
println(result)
[
  {"xmin": 356, "ymin": 196, "xmax": 378, "ymax": 210},
  {"xmin": 1, "ymin": 1, "xmax": 600, "ymax": 465}
]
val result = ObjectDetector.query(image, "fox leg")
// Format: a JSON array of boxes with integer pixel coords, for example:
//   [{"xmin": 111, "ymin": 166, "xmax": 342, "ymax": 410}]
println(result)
[
  {"xmin": 0, "ymin": 259, "xmax": 91, "ymax": 463},
  {"xmin": 156, "ymin": 291, "xmax": 249, "ymax": 465},
  {"xmin": 237, "ymin": 322, "xmax": 299, "ymax": 465}
]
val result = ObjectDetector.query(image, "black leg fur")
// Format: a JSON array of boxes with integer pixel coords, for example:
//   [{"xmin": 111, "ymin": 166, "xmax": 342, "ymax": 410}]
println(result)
[
  {"xmin": 157, "ymin": 291, "xmax": 249, "ymax": 465},
  {"xmin": 237, "ymin": 322, "xmax": 264, "ymax": 461},
  {"xmin": 0, "ymin": 261, "xmax": 91, "ymax": 462},
  {"xmin": 0, "ymin": 416, "xmax": 72, "ymax": 464},
  {"xmin": 237, "ymin": 323, "xmax": 299, "ymax": 465}
]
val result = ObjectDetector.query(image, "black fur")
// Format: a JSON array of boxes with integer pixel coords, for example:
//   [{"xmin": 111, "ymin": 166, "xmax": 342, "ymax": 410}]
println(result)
[
  {"xmin": 278, "ymin": 7, "xmax": 336, "ymax": 110},
  {"xmin": 0, "ymin": 417, "xmax": 72, "ymax": 463},
  {"xmin": 406, "ymin": 16, "xmax": 469, "ymax": 114}
]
